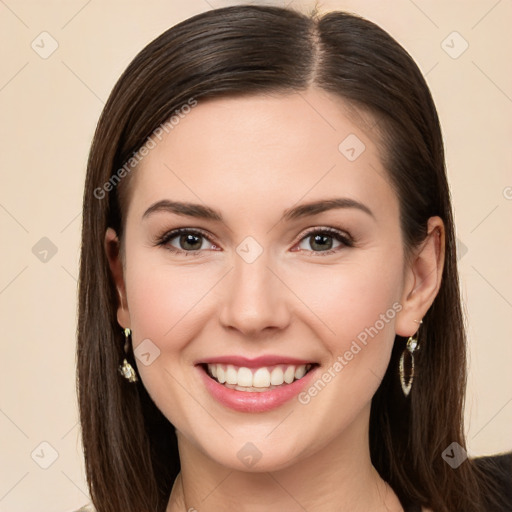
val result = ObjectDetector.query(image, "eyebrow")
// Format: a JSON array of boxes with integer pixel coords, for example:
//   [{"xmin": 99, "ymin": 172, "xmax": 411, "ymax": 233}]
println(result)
[{"xmin": 142, "ymin": 197, "xmax": 375, "ymax": 222}]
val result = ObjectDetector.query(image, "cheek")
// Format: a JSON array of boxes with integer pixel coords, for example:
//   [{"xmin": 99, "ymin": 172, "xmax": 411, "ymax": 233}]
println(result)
[
  {"xmin": 122, "ymin": 244, "xmax": 404, "ymax": 441},
  {"xmin": 125, "ymin": 260, "xmax": 216, "ymax": 347},
  {"xmin": 125, "ymin": 245, "xmax": 403, "ymax": 355},
  {"xmin": 288, "ymin": 257, "xmax": 403, "ymax": 416},
  {"xmin": 123, "ymin": 255, "xmax": 218, "ymax": 425},
  {"xmin": 287, "ymin": 253, "xmax": 403, "ymax": 347},
  {"xmin": 291, "ymin": 261, "xmax": 403, "ymax": 421}
]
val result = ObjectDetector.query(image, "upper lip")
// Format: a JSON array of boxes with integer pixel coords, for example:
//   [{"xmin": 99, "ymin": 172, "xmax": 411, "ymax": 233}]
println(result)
[{"xmin": 197, "ymin": 355, "xmax": 316, "ymax": 368}]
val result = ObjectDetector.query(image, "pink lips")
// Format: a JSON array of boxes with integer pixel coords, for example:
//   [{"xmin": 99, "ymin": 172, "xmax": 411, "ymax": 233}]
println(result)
[
  {"xmin": 197, "ymin": 355, "xmax": 313, "ymax": 368},
  {"xmin": 196, "ymin": 355, "xmax": 318, "ymax": 413}
]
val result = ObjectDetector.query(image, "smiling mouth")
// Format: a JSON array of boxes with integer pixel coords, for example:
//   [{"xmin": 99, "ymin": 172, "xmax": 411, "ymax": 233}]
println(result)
[{"xmin": 201, "ymin": 363, "xmax": 317, "ymax": 392}]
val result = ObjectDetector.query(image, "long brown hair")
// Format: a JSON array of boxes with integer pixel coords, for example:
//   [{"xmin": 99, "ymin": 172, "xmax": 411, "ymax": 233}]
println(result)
[{"xmin": 78, "ymin": 5, "xmax": 505, "ymax": 511}]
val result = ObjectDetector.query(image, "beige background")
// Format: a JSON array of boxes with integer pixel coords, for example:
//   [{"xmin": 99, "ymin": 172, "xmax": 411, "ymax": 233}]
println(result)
[{"xmin": 0, "ymin": 1, "xmax": 511, "ymax": 510}]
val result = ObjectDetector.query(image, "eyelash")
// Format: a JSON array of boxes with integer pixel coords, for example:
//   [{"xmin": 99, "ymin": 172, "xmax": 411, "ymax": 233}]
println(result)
[{"xmin": 154, "ymin": 226, "xmax": 354, "ymax": 258}]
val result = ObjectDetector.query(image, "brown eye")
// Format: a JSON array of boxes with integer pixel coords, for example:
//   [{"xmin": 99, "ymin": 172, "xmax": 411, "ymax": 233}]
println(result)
[
  {"xmin": 156, "ymin": 228, "xmax": 217, "ymax": 255},
  {"xmin": 294, "ymin": 228, "xmax": 353, "ymax": 255}
]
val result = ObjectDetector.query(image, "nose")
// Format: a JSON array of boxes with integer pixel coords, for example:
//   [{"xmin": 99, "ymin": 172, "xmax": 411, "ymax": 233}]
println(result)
[{"xmin": 218, "ymin": 250, "xmax": 291, "ymax": 337}]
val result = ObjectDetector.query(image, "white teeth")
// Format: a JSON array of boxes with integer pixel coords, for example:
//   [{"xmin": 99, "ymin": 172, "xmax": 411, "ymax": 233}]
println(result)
[
  {"xmin": 225, "ymin": 365, "xmax": 238, "ymax": 385},
  {"xmin": 206, "ymin": 363, "xmax": 312, "ymax": 390},
  {"xmin": 294, "ymin": 365, "xmax": 307, "ymax": 379},
  {"xmin": 253, "ymin": 368, "xmax": 271, "ymax": 387},
  {"xmin": 237, "ymin": 367, "xmax": 253, "ymax": 387},
  {"xmin": 283, "ymin": 366, "xmax": 295, "ymax": 384},
  {"xmin": 270, "ymin": 367, "xmax": 284, "ymax": 385}
]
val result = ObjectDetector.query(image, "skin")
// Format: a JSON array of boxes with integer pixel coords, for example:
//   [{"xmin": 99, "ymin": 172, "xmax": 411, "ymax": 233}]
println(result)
[{"xmin": 105, "ymin": 88, "xmax": 443, "ymax": 512}]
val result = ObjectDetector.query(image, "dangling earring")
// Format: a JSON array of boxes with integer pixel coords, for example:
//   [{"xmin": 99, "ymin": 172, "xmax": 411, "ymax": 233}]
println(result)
[
  {"xmin": 399, "ymin": 320, "xmax": 422, "ymax": 397},
  {"xmin": 118, "ymin": 327, "xmax": 138, "ymax": 382}
]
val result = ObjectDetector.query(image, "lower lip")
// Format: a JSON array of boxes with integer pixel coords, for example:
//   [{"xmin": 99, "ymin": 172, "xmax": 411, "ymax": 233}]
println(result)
[{"xmin": 197, "ymin": 364, "xmax": 318, "ymax": 413}]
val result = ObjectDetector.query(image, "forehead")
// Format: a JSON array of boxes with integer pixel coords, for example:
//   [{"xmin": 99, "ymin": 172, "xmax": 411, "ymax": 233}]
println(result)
[{"xmin": 126, "ymin": 88, "xmax": 397, "ymax": 225}]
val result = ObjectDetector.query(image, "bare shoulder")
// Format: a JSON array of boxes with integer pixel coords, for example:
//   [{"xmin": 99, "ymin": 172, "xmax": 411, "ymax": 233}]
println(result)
[
  {"xmin": 73, "ymin": 505, "xmax": 95, "ymax": 512},
  {"xmin": 421, "ymin": 508, "xmax": 434, "ymax": 512}
]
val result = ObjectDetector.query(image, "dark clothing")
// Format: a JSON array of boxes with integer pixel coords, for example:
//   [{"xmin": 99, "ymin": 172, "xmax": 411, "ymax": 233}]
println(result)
[
  {"xmin": 399, "ymin": 451, "xmax": 512, "ymax": 512},
  {"xmin": 472, "ymin": 451, "xmax": 512, "ymax": 511}
]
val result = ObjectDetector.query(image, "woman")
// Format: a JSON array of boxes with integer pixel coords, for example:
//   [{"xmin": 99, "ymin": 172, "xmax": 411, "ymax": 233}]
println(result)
[{"xmin": 76, "ymin": 4, "xmax": 511, "ymax": 512}]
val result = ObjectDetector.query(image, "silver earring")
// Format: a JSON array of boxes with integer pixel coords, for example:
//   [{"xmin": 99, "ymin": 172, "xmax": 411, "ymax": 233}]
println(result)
[
  {"xmin": 399, "ymin": 321, "xmax": 422, "ymax": 397},
  {"xmin": 118, "ymin": 327, "xmax": 138, "ymax": 383}
]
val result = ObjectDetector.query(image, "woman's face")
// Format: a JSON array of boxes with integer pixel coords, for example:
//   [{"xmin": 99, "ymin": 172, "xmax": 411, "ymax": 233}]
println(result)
[{"xmin": 108, "ymin": 88, "xmax": 423, "ymax": 471}]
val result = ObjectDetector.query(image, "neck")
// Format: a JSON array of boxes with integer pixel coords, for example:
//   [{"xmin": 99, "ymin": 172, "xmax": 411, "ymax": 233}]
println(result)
[{"xmin": 166, "ymin": 403, "xmax": 403, "ymax": 512}]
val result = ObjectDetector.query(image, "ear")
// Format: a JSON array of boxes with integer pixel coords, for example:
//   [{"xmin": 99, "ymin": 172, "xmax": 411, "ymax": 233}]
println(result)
[
  {"xmin": 395, "ymin": 216, "xmax": 445, "ymax": 337},
  {"xmin": 104, "ymin": 227, "xmax": 131, "ymax": 329}
]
